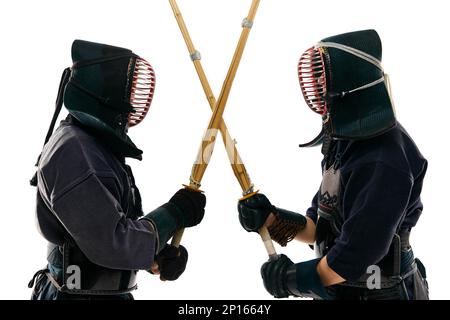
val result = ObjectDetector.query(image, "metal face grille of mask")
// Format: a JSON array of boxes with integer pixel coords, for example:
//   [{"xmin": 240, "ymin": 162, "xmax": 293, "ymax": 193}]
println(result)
[
  {"xmin": 128, "ymin": 58, "xmax": 156, "ymax": 127},
  {"xmin": 298, "ymin": 46, "xmax": 328, "ymax": 116}
]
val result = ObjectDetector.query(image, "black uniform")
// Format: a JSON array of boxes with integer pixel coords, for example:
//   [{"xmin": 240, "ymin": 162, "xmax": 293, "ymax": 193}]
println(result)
[
  {"xmin": 238, "ymin": 30, "xmax": 429, "ymax": 300},
  {"xmin": 29, "ymin": 40, "xmax": 205, "ymax": 300},
  {"xmin": 308, "ymin": 123, "xmax": 429, "ymax": 299},
  {"xmin": 31, "ymin": 120, "xmax": 155, "ymax": 299}
]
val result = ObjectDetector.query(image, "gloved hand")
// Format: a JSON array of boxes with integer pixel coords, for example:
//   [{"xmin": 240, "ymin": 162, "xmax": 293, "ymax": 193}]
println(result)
[
  {"xmin": 169, "ymin": 188, "xmax": 206, "ymax": 228},
  {"xmin": 261, "ymin": 256, "xmax": 330, "ymax": 300},
  {"xmin": 261, "ymin": 254, "xmax": 294, "ymax": 298},
  {"xmin": 238, "ymin": 193, "xmax": 274, "ymax": 232},
  {"xmin": 238, "ymin": 194, "xmax": 307, "ymax": 246},
  {"xmin": 142, "ymin": 188, "xmax": 206, "ymax": 254},
  {"xmin": 154, "ymin": 245, "xmax": 188, "ymax": 281}
]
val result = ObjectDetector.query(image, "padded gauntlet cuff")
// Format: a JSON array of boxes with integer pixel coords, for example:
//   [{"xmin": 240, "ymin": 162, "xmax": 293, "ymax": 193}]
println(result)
[
  {"xmin": 142, "ymin": 203, "xmax": 181, "ymax": 254},
  {"xmin": 268, "ymin": 207, "xmax": 307, "ymax": 246},
  {"xmin": 286, "ymin": 258, "xmax": 331, "ymax": 300}
]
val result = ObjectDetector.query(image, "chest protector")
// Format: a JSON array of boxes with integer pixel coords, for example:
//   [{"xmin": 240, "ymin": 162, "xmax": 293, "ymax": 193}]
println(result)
[{"xmin": 315, "ymin": 165, "xmax": 343, "ymax": 258}]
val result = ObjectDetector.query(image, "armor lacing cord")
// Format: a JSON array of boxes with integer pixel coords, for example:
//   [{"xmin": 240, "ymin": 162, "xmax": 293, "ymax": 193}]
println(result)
[
  {"xmin": 316, "ymin": 41, "xmax": 386, "ymax": 98},
  {"xmin": 342, "ymin": 77, "xmax": 385, "ymax": 97},
  {"xmin": 316, "ymin": 42, "xmax": 383, "ymax": 70},
  {"xmin": 30, "ymin": 67, "xmax": 72, "ymax": 187},
  {"xmin": 28, "ymin": 268, "xmax": 49, "ymax": 289},
  {"xmin": 321, "ymin": 120, "xmax": 333, "ymax": 156}
]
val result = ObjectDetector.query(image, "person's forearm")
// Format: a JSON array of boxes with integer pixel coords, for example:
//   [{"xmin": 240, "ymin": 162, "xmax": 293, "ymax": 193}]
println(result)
[
  {"xmin": 295, "ymin": 216, "xmax": 316, "ymax": 244},
  {"xmin": 317, "ymin": 256, "xmax": 346, "ymax": 287}
]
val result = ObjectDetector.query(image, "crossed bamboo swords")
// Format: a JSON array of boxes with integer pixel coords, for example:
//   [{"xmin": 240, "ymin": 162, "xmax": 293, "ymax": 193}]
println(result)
[{"xmin": 168, "ymin": 0, "xmax": 277, "ymax": 260}]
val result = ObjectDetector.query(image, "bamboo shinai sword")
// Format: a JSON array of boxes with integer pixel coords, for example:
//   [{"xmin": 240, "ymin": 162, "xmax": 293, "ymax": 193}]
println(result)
[{"xmin": 169, "ymin": 0, "xmax": 277, "ymax": 259}]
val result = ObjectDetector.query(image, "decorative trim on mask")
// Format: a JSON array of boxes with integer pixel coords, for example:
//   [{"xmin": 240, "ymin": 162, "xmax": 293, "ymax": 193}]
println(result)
[
  {"xmin": 316, "ymin": 42, "xmax": 382, "ymax": 70},
  {"xmin": 316, "ymin": 41, "xmax": 386, "ymax": 99}
]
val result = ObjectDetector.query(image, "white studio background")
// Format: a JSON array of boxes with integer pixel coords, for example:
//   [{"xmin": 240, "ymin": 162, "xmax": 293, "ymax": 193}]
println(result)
[{"xmin": 0, "ymin": 0, "xmax": 447, "ymax": 300}]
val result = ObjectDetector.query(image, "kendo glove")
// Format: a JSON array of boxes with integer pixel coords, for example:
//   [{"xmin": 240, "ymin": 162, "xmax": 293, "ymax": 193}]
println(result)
[
  {"xmin": 168, "ymin": 188, "xmax": 206, "ymax": 228},
  {"xmin": 238, "ymin": 193, "xmax": 273, "ymax": 232},
  {"xmin": 238, "ymin": 193, "xmax": 307, "ymax": 246},
  {"xmin": 142, "ymin": 188, "xmax": 206, "ymax": 253},
  {"xmin": 261, "ymin": 254, "xmax": 294, "ymax": 298},
  {"xmin": 155, "ymin": 244, "xmax": 188, "ymax": 281},
  {"xmin": 261, "ymin": 256, "xmax": 331, "ymax": 300}
]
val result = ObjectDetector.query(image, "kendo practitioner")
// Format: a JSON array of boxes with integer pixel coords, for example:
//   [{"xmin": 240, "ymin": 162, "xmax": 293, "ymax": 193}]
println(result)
[
  {"xmin": 28, "ymin": 40, "xmax": 206, "ymax": 300},
  {"xmin": 238, "ymin": 30, "xmax": 429, "ymax": 300}
]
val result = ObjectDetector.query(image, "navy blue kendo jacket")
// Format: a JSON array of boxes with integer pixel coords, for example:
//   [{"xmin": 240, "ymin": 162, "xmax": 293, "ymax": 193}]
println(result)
[
  {"xmin": 306, "ymin": 123, "xmax": 427, "ymax": 281},
  {"xmin": 35, "ymin": 120, "xmax": 157, "ymax": 270}
]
